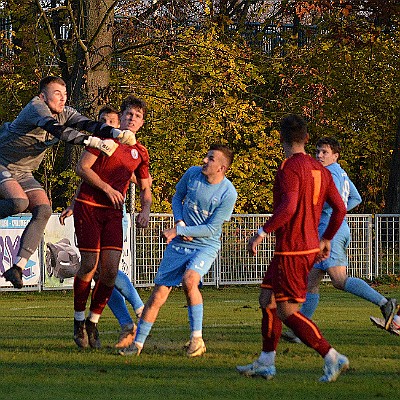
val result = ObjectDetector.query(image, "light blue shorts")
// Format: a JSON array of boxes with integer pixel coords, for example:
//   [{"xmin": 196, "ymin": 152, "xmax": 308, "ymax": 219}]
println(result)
[
  {"xmin": 154, "ymin": 243, "xmax": 217, "ymax": 287},
  {"xmin": 314, "ymin": 225, "xmax": 350, "ymax": 271}
]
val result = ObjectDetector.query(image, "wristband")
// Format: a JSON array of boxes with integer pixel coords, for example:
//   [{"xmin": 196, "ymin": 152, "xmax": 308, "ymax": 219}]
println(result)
[
  {"xmin": 111, "ymin": 128, "xmax": 122, "ymax": 138},
  {"xmin": 257, "ymin": 227, "xmax": 268, "ymax": 238}
]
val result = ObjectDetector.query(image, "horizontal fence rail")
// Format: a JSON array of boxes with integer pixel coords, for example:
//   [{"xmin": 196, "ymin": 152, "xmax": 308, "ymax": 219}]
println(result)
[{"xmin": 0, "ymin": 214, "xmax": 398, "ymax": 291}]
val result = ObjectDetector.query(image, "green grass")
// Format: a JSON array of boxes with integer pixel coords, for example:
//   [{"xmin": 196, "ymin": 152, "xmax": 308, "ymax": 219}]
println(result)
[{"xmin": 0, "ymin": 285, "xmax": 399, "ymax": 400}]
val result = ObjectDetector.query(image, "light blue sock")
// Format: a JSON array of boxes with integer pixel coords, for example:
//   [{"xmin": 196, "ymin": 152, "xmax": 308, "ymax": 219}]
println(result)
[
  {"xmin": 107, "ymin": 288, "xmax": 133, "ymax": 327},
  {"xmin": 135, "ymin": 319, "xmax": 153, "ymax": 345},
  {"xmin": 300, "ymin": 292, "xmax": 320, "ymax": 319},
  {"xmin": 114, "ymin": 270, "xmax": 144, "ymax": 311},
  {"xmin": 188, "ymin": 304, "xmax": 203, "ymax": 333},
  {"xmin": 344, "ymin": 277, "xmax": 386, "ymax": 306}
]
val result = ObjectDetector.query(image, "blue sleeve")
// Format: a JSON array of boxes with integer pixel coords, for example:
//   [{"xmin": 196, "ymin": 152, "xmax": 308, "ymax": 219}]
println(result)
[
  {"xmin": 171, "ymin": 168, "xmax": 191, "ymax": 222},
  {"xmin": 347, "ymin": 179, "xmax": 362, "ymax": 211},
  {"xmin": 176, "ymin": 190, "xmax": 237, "ymax": 238}
]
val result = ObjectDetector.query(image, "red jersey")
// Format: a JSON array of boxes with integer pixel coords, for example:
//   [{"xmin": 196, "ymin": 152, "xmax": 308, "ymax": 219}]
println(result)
[
  {"xmin": 76, "ymin": 140, "xmax": 150, "ymax": 208},
  {"xmin": 262, "ymin": 153, "xmax": 346, "ymax": 255}
]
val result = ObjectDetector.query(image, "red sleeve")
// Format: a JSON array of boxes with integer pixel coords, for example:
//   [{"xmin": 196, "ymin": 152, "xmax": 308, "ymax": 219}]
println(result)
[
  {"xmin": 263, "ymin": 164, "xmax": 299, "ymax": 233},
  {"xmin": 321, "ymin": 178, "xmax": 347, "ymax": 240},
  {"xmin": 135, "ymin": 143, "xmax": 150, "ymax": 179}
]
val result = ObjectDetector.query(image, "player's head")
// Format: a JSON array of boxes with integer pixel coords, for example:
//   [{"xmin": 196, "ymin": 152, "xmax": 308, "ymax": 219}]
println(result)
[
  {"xmin": 119, "ymin": 96, "xmax": 147, "ymax": 133},
  {"xmin": 202, "ymin": 144, "xmax": 234, "ymax": 181},
  {"xmin": 280, "ymin": 114, "xmax": 308, "ymax": 145},
  {"xmin": 39, "ymin": 76, "xmax": 67, "ymax": 115},
  {"xmin": 316, "ymin": 137, "xmax": 341, "ymax": 167},
  {"xmin": 98, "ymin": 105, "xmax": 120, "ymax": 128}
]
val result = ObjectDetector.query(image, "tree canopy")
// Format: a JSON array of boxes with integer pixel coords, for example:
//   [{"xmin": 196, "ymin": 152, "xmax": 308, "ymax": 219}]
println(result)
[{"xmin": 0, "ymin": 0, "xmax": 399, "ymax": 213}]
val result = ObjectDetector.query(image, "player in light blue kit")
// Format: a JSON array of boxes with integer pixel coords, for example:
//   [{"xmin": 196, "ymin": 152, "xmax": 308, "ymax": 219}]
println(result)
[
  {"xmin": 283, "ymin": 137, "xmax": 398, "ymax": 344},
  {"xmin": 119, "ymin": 144, "xmax": 237, "ymax": 357}
]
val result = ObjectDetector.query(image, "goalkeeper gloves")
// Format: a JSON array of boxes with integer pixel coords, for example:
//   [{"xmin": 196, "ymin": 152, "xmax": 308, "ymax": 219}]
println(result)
[
  {"xmin": 83, "ymin": 136, "xmax": 118, "ymax": 157},
  {"xmin": 117, "ymin": 130, "xmax": 137, "ymax": 146}
]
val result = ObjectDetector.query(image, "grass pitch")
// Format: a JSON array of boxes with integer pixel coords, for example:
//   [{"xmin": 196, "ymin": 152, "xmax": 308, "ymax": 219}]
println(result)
[{"xmin": 0, "ymin": 285, "xmax": 399, "ymax": 400}]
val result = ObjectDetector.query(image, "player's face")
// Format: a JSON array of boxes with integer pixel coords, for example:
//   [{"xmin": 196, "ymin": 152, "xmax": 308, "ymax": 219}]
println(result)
[
  {"xmin": 40, "ymin": 82, "xmax": 67, "ymax": 114},
  {"xmin": 99, "ymin": 112, "xmax": 120, "ymax": 128},
  {"xmin": 202, "ymin": 150, "xmax": 226, "ymax": 178},
  {"xmin": 316, "ymin": 144, "xmax": 339, "ymax": 167},
  {"xmin": 119, "ymin": 106, "xmax": 144, "ymax": 133}
]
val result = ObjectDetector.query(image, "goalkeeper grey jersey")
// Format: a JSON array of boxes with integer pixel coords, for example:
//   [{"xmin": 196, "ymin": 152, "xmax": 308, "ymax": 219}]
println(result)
[{"xmin": 0, "ymin": 96, "xmax": 115, "ymax": 172}]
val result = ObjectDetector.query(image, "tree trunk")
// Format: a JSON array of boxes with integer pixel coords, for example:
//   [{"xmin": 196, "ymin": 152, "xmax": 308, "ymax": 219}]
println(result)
[
  {"xmin": 64, "ymin": 0, "xmax": 115, "ymax": 171},
  {"xmin": 384, "ymin": 117, "xmax": 400, "ymax": 213},
  {"xmin": 69, "ymin": 0, "xmax": 114, "ymax": 116}
]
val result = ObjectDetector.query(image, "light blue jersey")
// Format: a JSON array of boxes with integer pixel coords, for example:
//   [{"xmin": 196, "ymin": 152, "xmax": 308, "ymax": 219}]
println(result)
[
  {"xmin": 316, "ymin": 162, "xmax": 361, "ymax": 270},
  {"xmin": 173, "ymin": 166, "xmax": 237, "ymax": 251},
  {"xmin": 154, "ymin": 166, "xmax": 237, "ymax": 286}
]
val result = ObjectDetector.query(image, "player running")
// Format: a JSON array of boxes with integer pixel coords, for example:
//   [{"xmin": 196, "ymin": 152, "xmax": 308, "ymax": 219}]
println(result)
[{"xmin": 282, "ymin": 137, "xmax": 398, "ymax": 344}]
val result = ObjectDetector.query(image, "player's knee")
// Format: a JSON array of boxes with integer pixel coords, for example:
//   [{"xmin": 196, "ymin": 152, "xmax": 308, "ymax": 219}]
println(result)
[
  {"xmin": 331, "ymin": 279, "xmax": 345, "ymax": 290},
  {"xmin": 32, "ymin": 204, "xmax": 52, "ymax": 221},
  {"xmin": 11, "ymin": 198, "xmax": 29, "ymax": 214}
]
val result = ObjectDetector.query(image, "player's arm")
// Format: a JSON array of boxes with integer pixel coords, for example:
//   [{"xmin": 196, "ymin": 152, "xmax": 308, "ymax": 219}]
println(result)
[
  {"xmin": 346, "ymin": 179, "xmax": 362, "ymax": 211},
  {"xmin": 76, "ymin": 150, "xmax": 125, "ymax": 209},
  {"xmin": 247, "ymin": 189, "xmax": 298, "ymax": 256},
  {"xmin": 176, "ymin": 191, "xmax": 237, "ymax": 239},
  {"xmin": 321, "ymin": 179, "xmax": 347, "ymax": 241},
  {"xmin": 171, "ymin": 168, "xmax": 191, "ymax": 223},
  {"xmin": 249, "ymin": 167, "xmax": 299, "ymax": 256},
  {"xmin": 135, "ymin": 177, "xmax": 152, "ymax": 228},
  {"xmin": 59, "ymin": 184, "xmax": 81, "ymax": 225}
]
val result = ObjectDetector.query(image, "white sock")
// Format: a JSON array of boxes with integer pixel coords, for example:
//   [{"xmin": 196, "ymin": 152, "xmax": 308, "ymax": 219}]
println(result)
[
  {"xmin": 378, "ymin": 298, "xmax": 388, "ymax": 307},
  {"xmin": 135, "ymin": 306, "xmax": 144, "ymax": 319},
  {"xmin": 325, "ymin": 348, "xmax": 339, "ymax": 362},
  {"xmin": 74, "ymin": 311, "xmax": 85, "ymax": 321},
  {"xmin": 88, "ymin": 311, "xmax": 101, "ymax": 324},
  {"xmin": 191, "ymin": 330, "xmax": 202, "ymax": 339},
  {"xmin": 258, "ymin": 351, "xmax": 275, "ymax": 365}
]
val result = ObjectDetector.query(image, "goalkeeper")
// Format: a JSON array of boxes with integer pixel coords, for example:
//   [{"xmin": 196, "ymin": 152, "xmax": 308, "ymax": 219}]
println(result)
[{"xmin": 0, "ymin": 76, "xmax": 135, "ymax": 289}]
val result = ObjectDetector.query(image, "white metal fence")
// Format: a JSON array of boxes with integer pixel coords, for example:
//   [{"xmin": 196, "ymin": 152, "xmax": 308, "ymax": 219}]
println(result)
[
  {"xmin": 0, "ymin": 213, "xmax": 399, "ymax": 290},
  {"xmin": 133, "ymin": 213, "xmax": 394, "ymax": 287}
]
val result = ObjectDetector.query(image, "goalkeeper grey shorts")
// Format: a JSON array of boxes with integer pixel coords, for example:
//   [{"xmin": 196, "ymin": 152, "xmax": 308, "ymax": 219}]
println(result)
[{"xmin": 0, "ymin": 164, "xmax": 44, "ymax": 192}]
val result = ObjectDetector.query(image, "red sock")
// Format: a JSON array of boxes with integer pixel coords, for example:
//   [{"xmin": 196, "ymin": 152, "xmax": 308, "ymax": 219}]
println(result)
[
  {"xmin": 90, "ymin": 280, "xmax": 114, "ymax": 315},
  {"xmin": 261, "ymin": 307, "xmax": 282, "ymax": 352},
  {"xmin": 284, "ymin": 312, "xmax": 331, "ymax": 357},
  {"xmin": 73, "ymin": 276, "xmax": 92, "ymax": 312}
]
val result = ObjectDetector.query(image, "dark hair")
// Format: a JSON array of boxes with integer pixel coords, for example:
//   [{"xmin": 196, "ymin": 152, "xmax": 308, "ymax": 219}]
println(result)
[
  {"xmin": 209, "ymin": 144, "xmax": 234, "ymax": 168},
  {"xmin": 39, "ymin": 76, "xmax": 66, "ymax": 93},
  {"xmin": 98, "ymin": 105, "xmax": 119, "ymax": 120},
  {"xmin": 280, "ymin": 114, "xmax": 307, "ymax": 144},
  {"xmin": 316, "ymin": 137, "xmax": 341, "ymax": 156},
  {"xmin": 120, "ymin": 95, "xmax": 147, "ymax": 117}
]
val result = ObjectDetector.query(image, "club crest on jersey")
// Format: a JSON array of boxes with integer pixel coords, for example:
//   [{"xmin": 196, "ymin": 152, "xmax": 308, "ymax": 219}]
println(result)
[{"xmin": 131, "ymin": 149, "xmax": 139, "ymax": 159}]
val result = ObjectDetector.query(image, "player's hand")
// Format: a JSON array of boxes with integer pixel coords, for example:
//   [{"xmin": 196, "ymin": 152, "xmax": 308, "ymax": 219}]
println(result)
[
  {"xmin": 162, "ymin": 227, "xmax": 177, "ymax": 244},
  {"xmin": 59, "ymin": 206, "xmax": 73, "ymax": 225},
  {"xmin": 104, "ymin": 186, "xmax": 125, "ymax": 209},
  {"xmin": 247, "ymin": 234, "xmax": 264, "ymax": 256},
  {"xmin": 136, "ymin": 210, "xmax": 150, "ymax": 228},
  {"xmin": 182, "ymin": 236, "xmax": 193, "ymax": 242},
  {"xmin": 84, "ymin": 137, "xmax": 118, "ymax": 156},
  {"xmin": 316, "ymin": 237, "xmax": 331, "ymax": 262},
  {"xmin": 117, "ymin": 130, "xmax": 136, "ymax": 146}
]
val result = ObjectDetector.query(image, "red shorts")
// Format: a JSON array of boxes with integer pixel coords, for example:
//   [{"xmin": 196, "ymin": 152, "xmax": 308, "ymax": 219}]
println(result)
[
  {"xmin": 73, "ymin": 201, "xmax": 123, "ymax": 252},
  {"xmin": 261, "ymin": 253, "xmax": 318, "ymax": 303}
]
